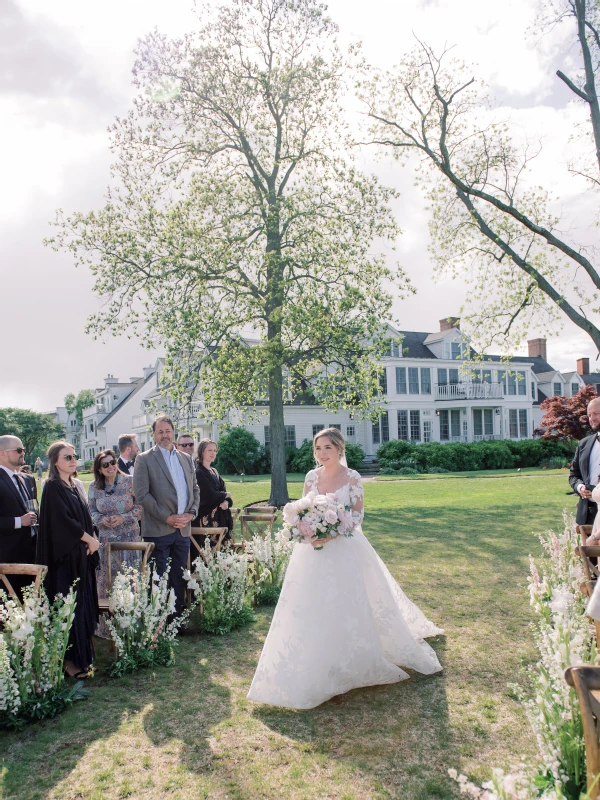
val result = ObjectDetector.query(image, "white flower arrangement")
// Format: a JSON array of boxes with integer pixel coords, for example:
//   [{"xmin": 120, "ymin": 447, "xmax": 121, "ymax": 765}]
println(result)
[
  {"xmin": 449, "ymin": 513, "xmax": 592, "ymax": 799},
  {"xmin": 185, "ymin": 541, "xmax": 254, "ymax": 635},
  {"xmin": 107, "ymin": 562, "xmax": 194, "ymax": 676},
  {"xmin": 0, "ymin": 583, "xmax": 85, "ymax": 728},
  {"xmin": 247, "ymin": 529, "xmax": 294, "ymax": 605}
]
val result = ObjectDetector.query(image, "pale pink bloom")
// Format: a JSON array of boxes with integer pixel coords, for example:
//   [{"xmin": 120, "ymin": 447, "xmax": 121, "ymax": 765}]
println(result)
[
  {"xmin": 324, "ymin": 509, "xmax": 338, "ymax": 524},
  {"xmin": 298, "ymin": 521, "xmax": 316, "ymax": 539}
]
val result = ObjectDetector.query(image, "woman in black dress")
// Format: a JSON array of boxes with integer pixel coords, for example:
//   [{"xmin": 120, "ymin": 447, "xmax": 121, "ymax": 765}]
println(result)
[
  {"xmin": 193, "ymin": 439, "xmax": 233, "ymax": 545},
  {"xmin": 37, "ymin": 441, "xmax": 99, "ymax": 678}
]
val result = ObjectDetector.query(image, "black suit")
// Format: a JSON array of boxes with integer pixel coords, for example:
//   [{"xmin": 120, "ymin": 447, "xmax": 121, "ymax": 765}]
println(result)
[
  {"xmin": 118, "ymin": 457, "xmax": 133, "ymax": 475},
  {"xmin": 569, "ymin": 433, "xmax": 599, "ymax": 524},
  {"xmin": 0, "ymin": 468, "xmax": 37, "ymax": 564}
]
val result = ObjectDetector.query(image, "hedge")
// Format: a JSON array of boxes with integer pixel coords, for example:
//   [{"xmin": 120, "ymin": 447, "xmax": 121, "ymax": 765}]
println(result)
[{"xmin": 376, "ymin": 438, "xmax": 576, "ymax": 473}]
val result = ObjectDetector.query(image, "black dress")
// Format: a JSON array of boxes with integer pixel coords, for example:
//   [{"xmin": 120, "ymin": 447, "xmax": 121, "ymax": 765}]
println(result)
[
  {"xmin": 37, "ymin": 479, "xmax": 99, "ymax": 671},
  {"xmin": 193, "ymin": 465, "xmax": 233, "ymax": 545}
]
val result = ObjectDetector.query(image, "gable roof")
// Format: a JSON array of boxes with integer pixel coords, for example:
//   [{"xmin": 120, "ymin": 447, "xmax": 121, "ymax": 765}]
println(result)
[
  {"xmin": 582, "ymin": 374, "xmax": 600, "ymax": 386},
  {"xmin": 96, "ymin": 372, "xmax": 156, "ymax": 429}
]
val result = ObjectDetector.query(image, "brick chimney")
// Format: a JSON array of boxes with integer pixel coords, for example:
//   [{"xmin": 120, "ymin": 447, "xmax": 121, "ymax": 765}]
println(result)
[
  {"xmin": 439, "ymin": 316, "xmax": 460, "ymax": 332},
  {"xmin": 577, "ymin": 357, "xmax": 590, "ymax": 376},
  {"xmin": 527, "ymin": 338, "xmax": 547, "ymax": 360}
]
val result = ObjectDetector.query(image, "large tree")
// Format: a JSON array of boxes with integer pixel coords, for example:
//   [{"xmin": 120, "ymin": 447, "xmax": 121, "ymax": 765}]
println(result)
[
  {"xmin": 534, "ymin": 384, "xmax": 597, "ymax": 440},
  {"xmin": 0, "ymin": 408, "xmax": 65, "ymax": 462},
  {"xmin": 360, "ymin": 0, "xmax": 600, "ymax": 355},
  {"xmin": 48, "ymin": 0, "xmax": 407, "ymax": 505}
]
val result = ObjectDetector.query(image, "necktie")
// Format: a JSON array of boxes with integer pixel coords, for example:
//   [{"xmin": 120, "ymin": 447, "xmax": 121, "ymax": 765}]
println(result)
[{"xmin": 14, "ymin": 474, "xmax": 30, "ymax": 504}]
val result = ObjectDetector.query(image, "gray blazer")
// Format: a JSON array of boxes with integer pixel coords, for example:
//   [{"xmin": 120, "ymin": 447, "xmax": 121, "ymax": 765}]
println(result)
[{"xmin": 133, "ymin": 446, "xmax": 200, "ymax": 538}]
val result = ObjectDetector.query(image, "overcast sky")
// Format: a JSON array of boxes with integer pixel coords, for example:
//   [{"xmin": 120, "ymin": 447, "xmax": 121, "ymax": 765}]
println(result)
[{"xmin": 2, "ymin": 0, "xmax": 597, "ymax": 412}]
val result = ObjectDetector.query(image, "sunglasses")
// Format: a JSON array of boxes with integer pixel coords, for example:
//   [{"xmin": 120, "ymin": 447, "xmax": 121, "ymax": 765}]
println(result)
[
  {"xmin": 62, "ymin": 454, "xmax": 78, "ymax": 462},
  {"xmin": 101, "ymin": 459, "xmax": 116, "ymax": 469},
  {"xmin": 178, "ymin": 443, "xmax": 194, "ymax": 449},
  {"xmin": 5, "ymin": 448, "xmax": 26, "ymax": 455}
]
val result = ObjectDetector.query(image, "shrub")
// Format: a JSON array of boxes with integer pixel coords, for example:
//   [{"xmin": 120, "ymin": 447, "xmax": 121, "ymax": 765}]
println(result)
[
  {"xmin": 397, "ymin": 467, "xmax": 419, "ymax": 475},
  {"xmin": 426, "ymin": 466, "xmax": 450, "ymax": 474},
  {"xmin": 214, "ymin": 427, "xmax": 262, "ymax": 474},
  {"xmin": 290, "ymin": 439, "xmax": 315, "ymax": 473},
  {"xmin": 505, "ymin": 438, "xmax": 575, "ymax": 467},
  {"xmin": 345, "ymin": 442, "xmax": 366, "ymax": 470},
  {"xmin": 248, "ymin": 530, "xmax": 294, "ymax": 606},
  {"xmin": 539, "ymin": 457, "xmax": 570, "ymax": 469},
  {"xmin": 377, "ymin": 439, "xmax": 414, "ymax": 466}
]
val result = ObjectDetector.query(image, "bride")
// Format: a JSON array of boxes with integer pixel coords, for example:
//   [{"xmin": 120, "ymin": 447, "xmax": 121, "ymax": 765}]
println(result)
[{"xmin": 247, "ymin": 427, "xmax": 443, "ymax": 710}]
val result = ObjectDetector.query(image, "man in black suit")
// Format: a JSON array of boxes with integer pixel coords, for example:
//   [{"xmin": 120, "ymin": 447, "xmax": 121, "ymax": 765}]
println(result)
[
  {"xmin": 0, "ymin": 435, "xmax": 38, "ymax": 572},
  {"xmin": 569, "ymin": 398, "xmax": 600, "ymax": 525},
  {"xmin": 117, "ymin": 433, "xmax": 140, "ymax": 476}
]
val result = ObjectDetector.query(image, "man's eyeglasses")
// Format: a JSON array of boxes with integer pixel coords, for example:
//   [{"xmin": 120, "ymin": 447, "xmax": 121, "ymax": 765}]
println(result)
[
  {"xmin": 5, "ymin": 448, "xmax": 26, "ymax": 455},
  {"xmin": 62, "ymin": 454, "xmax": 79, "ymax": 462},
  {"xmin": 178, "ymin": 443, "xmax": 195, "ymax": 449},
  {"xmin": 101, "ymin": 459, "xmax": 116, "ymax": 469}
]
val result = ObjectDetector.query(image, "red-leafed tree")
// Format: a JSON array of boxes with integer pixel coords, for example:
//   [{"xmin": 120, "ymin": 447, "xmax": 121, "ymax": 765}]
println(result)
[{"xmin": 535, "ymin": 385, "xmax": 598, "ymax": 441}]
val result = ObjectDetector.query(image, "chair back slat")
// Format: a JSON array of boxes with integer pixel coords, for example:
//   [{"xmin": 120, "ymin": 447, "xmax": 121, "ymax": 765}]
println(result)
[
  {"xmin": 106, "ymin": 542, "xmax": 155, "ymax": 596},
  {"xmin": 0, "ymin": 564, "xmax": 47, "ymax": 606},
  {"xmin": 239, "ymin": 513, "xmax": 277, "ymax": 544},
  {"xmin": 189, "ymin": 528, "xmax": 228, "ymax": 566},
  {"xmin": 578, "ymin": 525, "xmax": 595, "ymax": 546},
  {"xmin": 578, "ymin": 546, "xmax": 600, "ymax": 582},
  {"xmin": 565, "ymin": 666, "xmax": 600, "ymax": 798}
]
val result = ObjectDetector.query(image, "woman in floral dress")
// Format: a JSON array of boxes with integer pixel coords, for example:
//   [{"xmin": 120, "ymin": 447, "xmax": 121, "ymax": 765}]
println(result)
[{"xmin": 88, "ymin": 450, "xmax": 142, "ymax": 637}]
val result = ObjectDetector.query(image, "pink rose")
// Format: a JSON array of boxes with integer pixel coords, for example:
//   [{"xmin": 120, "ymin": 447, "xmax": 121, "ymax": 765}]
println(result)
[
  {"xmin": 298, "ymin": 521, "xmax": 316, "ymax": 539},
  {"xmin": 324, "ymin": 509, "xmax": 338, "ymax": 524}
]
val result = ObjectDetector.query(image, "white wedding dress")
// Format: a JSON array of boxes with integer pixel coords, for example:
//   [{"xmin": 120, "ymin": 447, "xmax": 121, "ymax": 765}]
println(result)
[{"xmin": 247, "ymin": 468, "xmax": 443, "ymax": 709}]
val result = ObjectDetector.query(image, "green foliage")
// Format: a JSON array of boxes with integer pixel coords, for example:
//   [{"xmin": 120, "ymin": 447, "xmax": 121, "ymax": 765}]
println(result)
[
  {"xmin": 540, "ymin": 457, "xmax": 570, "ymax": 469},
  {"xmin": 377, "ymin": 438, "xmax": 574, "ymax": 473},
  {"xmin": 345, "ymin": 442, "xmax": 366, "ymax": 470},
  {"xmin": 289, "ymin": 438, "xmax": 365, "ymax": 474},
  {"xmin": 214, "ymin": 428, "xmax": 263, "ymax": 475},
  {"xmin": 0, "ymin": 407, "xmax": 65, "ymax": 463},
  {"xmin": 64, "ymin": 390, "xmax": 95, "ymax": 425}
]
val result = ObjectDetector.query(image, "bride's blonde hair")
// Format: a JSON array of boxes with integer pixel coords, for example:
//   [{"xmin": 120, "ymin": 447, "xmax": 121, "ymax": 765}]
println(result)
[{"xmin": 313, "ymin": 427, "xmax": 346, "ymax": 464}]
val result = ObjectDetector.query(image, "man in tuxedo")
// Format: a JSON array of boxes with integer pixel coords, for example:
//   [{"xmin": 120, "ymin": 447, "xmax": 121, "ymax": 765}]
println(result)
[
  {"xmin": 133, "ymin": 416, "xmax": 199, "ymax": 616},
  {"xmin": 569, "ymin": 398, "xmax": 600, "ymax": 525},
  {"xmin": 117, "ymin": 434, "xmax": 140, "ymax": 476},
  {"xmin": 0, "ymin": 435, "xmax": 38, "ymax": 575}
]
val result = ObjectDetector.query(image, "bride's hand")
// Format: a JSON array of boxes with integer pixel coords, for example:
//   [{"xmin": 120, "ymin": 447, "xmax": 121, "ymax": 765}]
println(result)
[{"xmin": 311, "ymin": 534, "xmax": 332, "ymax": 548}]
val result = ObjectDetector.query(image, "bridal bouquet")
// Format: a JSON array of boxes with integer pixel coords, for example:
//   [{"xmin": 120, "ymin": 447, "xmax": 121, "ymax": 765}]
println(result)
[{"xmin": 282, "ymin": 492, "xmax": 355, "ymax": 549}]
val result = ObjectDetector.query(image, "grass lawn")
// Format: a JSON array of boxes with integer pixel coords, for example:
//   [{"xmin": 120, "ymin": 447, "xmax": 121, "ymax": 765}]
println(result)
[{"xmin": 2, "ymin": 472, "xmax": 576, "ymax": 800}]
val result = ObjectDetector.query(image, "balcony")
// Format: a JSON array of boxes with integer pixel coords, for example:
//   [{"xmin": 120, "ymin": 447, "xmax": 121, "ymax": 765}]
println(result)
[
  {"xmin": 435, "ymin": 383, "xmax": 504, "ymax": 401},
  {"xmin": 132, "ymin": 413, "xmax": 154, "ymax": 428},
  {"xmin": 473, "ymin": 434, "xmax": 501, "ymax": 442}
]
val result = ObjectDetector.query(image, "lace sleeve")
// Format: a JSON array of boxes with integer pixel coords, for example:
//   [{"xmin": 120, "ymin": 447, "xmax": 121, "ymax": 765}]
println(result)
[
  {"xmin": 303, "ymin": 469, "xmax": 318, "ymax": 497},
  {"xmin": 348, "ymin": 470, "xmax": 364, "ymax": 526}
]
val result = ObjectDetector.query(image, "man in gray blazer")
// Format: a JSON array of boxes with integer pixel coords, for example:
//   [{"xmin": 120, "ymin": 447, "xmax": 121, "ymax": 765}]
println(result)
[{"xmin": 134, "ymin": 414, "xmax": 200, "ymax": 615}]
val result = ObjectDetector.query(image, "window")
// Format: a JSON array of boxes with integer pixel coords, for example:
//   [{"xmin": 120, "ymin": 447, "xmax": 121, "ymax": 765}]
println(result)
[
  {"xmin": 507, "ymin": 373, "xmax": 517, "ymax": 396},
  {"xmin": 572, "ymin": 383, "xmax": 579, "ymax": 396},
  {"xmin": 451, "ymin": 342, "xmax": 462, "ymax": 360},
  {"xmin": 390, "ymin": 341, "xmax": 400, "ymax": 358},
  {"xmin": 519, "ymin": 409, "xmax": 528, "ymax": 438},
  {"xmin": 372, "ymin": 419, "xmax": 381, "ymax": 445},
  {"xmin": 451, "ymin": 410, "xmax": 461, "ymax": 438},
  {"xmin": 397, "ymin": 410, "xmax": 409, "ymax": 441},
  {"xmin": 379, "ymin": 369, "xmax": 388, "ymax": 395},
  {"xmin": 439, "ymin": 410, "xmax": 449, "ymax": 440},
  {"xmin": 484, "ymin": 409, "xmax": 493, "ymax": 435},
  {"xmin": 497, "ymin": 370, "xmax": 506, "ymax": 391},
  {"xmin": 553, "ymin": 382, "xmax": 562, "ymax": 396},
  {"xmin": 473, "ymin": 409, "xmax": 494, "ymax": 436},
  {"xmin": 423, "ymin": 420, "xmax": 432, "ymax": 443},
  {"xmin": 346, "ymin": 425, "xmax": 356, "ymax": 442},
  {"xmin": 509, "ymin": 410, "xmax": 518, "ymax": 438},
  {"xmin": 483, "ymin": 370, "xmax": 492, "ymax": 383},
  {"xmin": 396, "ymin": 367, "xmax": 407, "ymax": 394},
  {"xmin": 473, "ymin": 410, "xmax": 483, "ymax": 437},
  {"xmin": 449, "ymin": 368, "xmax": 459, "ymax": 385},
  {"xmin": 517, "ymin": 371, "xmax": 526, "ymax": 396},
  {"xmin": 420, "ymin": 368, "xmax": 431, "ymax": 394},
  {"xmin": 312, "ymin": 424, "xmax": 324, "ymax": 437},
  {"xmin": 410, "ymin": 410, "xmax": 421, "ymax": 441},
  {"xmin": 472, "ymin": 369, "xmax": 481, "ymax": 384},
  {"xmin": 90, "ymin": 422, "xmax": 94, "ymax": 433},
  {"xmin": 264, "ymin": 425, "xmax": 296, "ymax": 447},
  {"xmin": 437, "ymin": 368, "xmax": 448, "ymax": 386},
  {"xmin": 331, "ymin": 424, "xmax": 342, "ymax": 431},
  {"xmin": 381, "ymin": 412, "xmax": 390, "ymax": 442},
  {"xmin": 408, "ymin": 368, "xmax": 419, "ymax": 394},
  {"xmin": 531, "ymin": 382, "xmax": 536, "ymax": 400}
]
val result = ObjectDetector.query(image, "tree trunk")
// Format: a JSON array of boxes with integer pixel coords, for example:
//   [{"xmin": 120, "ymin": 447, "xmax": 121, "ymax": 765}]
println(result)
[{"xmin": 268, "ymin": 362, "xmax": 289, "ymax": 507}]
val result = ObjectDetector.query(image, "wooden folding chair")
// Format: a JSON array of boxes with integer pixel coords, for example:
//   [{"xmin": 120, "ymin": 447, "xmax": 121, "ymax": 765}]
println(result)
[
  {"xmin": 578, "ymin": 545, "xmax": 600, "ymax": 583},
  {"xmin": 97, "ymin": 541, "xmax": 155, "ymax": 616},
  {"xmin": 578, "ymin": 525, "xmax": 594, "ymax": 546},
  {"xmin": 245, "ymin": 505, "xmax": 277, "ymax": 515},
  {"xmin": 0, "ymin": 564, "xmax": 47, "ymax": 605},
  {"xmin": 234, "ymin": 513, "xmax": 277, "ymax": 553},
  {"xmin": 565, "ymin": 666, "xmax": 600, "ymax": 799},
  {"xmin": 229, "ymin": 508, "xmax": 241, "ymax": 545},
  {"xmin": 188, "ymin": 527, "xmax": 228, "ymax": 569}
]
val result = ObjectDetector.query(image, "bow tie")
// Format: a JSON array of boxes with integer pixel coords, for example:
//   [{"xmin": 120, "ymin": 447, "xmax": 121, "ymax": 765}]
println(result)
[{"xmin": 126, "ymin": 461, "xmax": 134, "ymax": 469}]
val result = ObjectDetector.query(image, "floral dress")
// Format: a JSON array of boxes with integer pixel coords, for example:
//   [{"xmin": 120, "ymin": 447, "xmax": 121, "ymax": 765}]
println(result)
[{"xmin": 88, "ymin": 475, "xmax": 142, "ymax": 637}]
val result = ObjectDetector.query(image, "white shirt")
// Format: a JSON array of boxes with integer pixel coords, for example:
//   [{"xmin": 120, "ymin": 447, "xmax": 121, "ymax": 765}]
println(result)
[
  {"xmin": 158, "ymin": 445, "xmax": 189, "ymax": 515},
  {"xmin": 0, "ymin": 464, "xmax": 27, "ymax": 528},
  {"xmin": 578, "ymin": 437, "xmax": 600, "ymax": 496}
]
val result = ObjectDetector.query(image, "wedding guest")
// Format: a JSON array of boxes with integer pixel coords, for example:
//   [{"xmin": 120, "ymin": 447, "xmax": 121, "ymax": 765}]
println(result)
[
  {"xmin": 570, "ymin": 397, "xmax": 600, "ymax": 526},
  {"xmin": 133, "ymin": 415, "xmax": 199, "ymax": 616},
  {"xmin": 35, "ymin": 457, "xmax": 44, "ymax": 481},
  {"xmin": 176, "ymin": 433, "xmax": 195, "ymax": 456},
  {"xmin": 88, "ymin": 450, "xmax": 142, "ymax": 638},
  {"xmin": 117, "ymin": 434, "xmax": 140, "ymax": 476},
  {"xmin": 193, "ymin": 439, "xmax": 233, "ymax": 545},
  {"xmin": 0, "ymin": 435, "xmax": 37, "ymax": 597},
  {"xmin": 37, "ymin": 441, "xmax": 99, "ymax": 678},
  {"xmin": 19, "ymin": 464, "xmax": 37, "ymax": 501}
]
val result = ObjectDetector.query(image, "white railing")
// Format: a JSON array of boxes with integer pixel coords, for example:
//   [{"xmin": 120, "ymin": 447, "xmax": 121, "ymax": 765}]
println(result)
[
  {"xmin": 473, "ymin": 434, "xmax": 501, "ymax": 441},
  {"xmin": 132, "ymin": 413, "xmax": 154, "ymax": 428},
  {"xmin": 440, "ymin": 435, "xmax": 469, "ymax": 443},
  {"xmin": 435, "ymin": 383, "xmax": 504, "ymax": 401}
]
